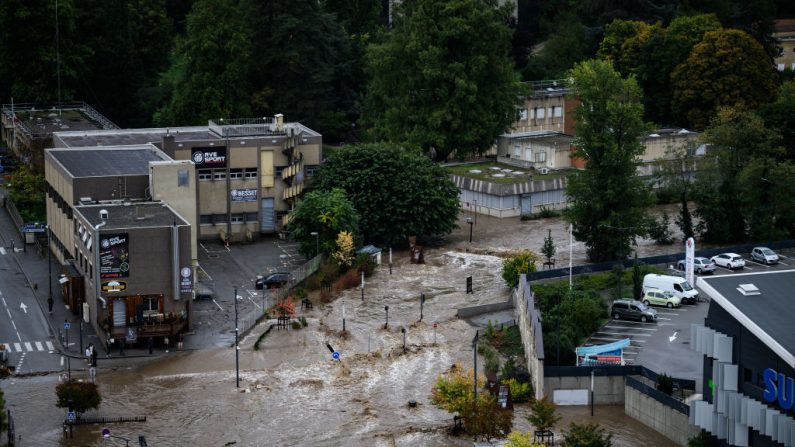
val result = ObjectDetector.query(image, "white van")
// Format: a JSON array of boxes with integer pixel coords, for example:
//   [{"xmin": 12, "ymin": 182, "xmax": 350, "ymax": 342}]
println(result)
[{"xmin": 642, "ymin": 274, "xmax": 699, "ymax": 304}]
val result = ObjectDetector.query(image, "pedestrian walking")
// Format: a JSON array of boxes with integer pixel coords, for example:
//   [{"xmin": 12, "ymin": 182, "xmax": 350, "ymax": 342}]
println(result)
[
  {"xmin": 148, "ymin": 337, "xmax": 154, "ymax": 355},
  {"xmin": 85, "ymin": 344, "xmax": 92, "ymax": 363},
  {"xmin": 105, "ymin": 332, "xmax": 112, "ymax": 357},
  {"xmin": 164, "ymin": 336, "xmax": 170, "ymax": 353},
  {"xmin": 177, "ymin": 335, "xmax": 184, "ymax": 351},
  {"xmin": 47, "ymin": 296, "xmax": 53, "ymax": 314},
  {"xmin": 89, "ymin": 349, "xmax": 97, "ymax": 383}
]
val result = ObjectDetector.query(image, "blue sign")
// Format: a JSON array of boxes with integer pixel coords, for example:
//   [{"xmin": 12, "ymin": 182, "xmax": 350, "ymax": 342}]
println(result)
[
  {"xmin": 763, "ymin": 368, "xmax": 795, "ymax": 410},
  {"xmin": 332, "ymin": 352, "xmax": 340, "ymax": 361},
  {"xmin": 230, "ymin": 188, "xmax": 257, "ymax": 202},
  {"xmin": 22, "ymin": 223, "xmax": 46, "ymax": 233},
  {"xmin": 63, "ymin": 322, "xmax": 71, "ymax": 330},
  {"xmin": 67, "ymin": 411, "xmax": 76, "ymax": 423}
]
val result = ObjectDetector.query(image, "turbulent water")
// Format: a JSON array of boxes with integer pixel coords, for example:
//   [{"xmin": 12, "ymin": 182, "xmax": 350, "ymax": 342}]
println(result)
[{"xmin": 1, "ymin": 209, "xmax": 689, "ymax": 446}]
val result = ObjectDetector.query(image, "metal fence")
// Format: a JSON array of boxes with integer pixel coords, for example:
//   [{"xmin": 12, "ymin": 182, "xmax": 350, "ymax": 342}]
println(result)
[
  {"xmin": 527, "ymin": 239, "xmax": 795, "ymax": 282},
  {"xmin": 626, "ymin": 375, "xmax": 690, "ymax": 415},
  {"xmin": 544, "ymin": 364, "xmax": 695, "ymax": 391}
]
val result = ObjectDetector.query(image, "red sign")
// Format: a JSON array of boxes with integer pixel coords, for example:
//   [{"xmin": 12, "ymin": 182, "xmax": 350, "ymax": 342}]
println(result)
[{"xmin": 595, "ymin": 355, "xmax": 622, "ymax": 364}]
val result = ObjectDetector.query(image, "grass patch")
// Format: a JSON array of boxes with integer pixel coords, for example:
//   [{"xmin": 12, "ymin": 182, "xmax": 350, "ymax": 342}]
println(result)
[
  {"xmin": 483, "ymin": 322, "xmax": 524, "ymax": 357},
  {"xmin": 446, "ymin": 162, "xmax": 574, "ymax": 184}
]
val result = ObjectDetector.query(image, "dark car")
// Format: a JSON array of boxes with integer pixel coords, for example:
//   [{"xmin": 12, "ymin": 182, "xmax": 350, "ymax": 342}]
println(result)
[
  {"xmin": 611, "ymin": 299, "xmax": 657, "ymax": 323},
  {"xmin": 255, "ymin": 272, "xmax": 291, "ymax": 290}
]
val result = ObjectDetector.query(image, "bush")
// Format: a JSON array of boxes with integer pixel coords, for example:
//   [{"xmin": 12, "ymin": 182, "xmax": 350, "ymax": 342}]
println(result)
[
  {"xmin": 355, "ymin": 253, "xmax": 377, "ymax": 277},
  {"xmin": 536, "ymin": 206, "xmax": 560, "ymax": 218},
  {"xmin": 648, "ymin": 211, "xmax": 674, "ymax": 245},
  {"xmin": 657, "ymin": 373, "xmax": 674, "ymax": 395},
  {"xmin": 293, "ymin": 288, "xmax": 307, "ymax": 300},
  {"xmin": 56, "ymin": 380, "xmax": 101, "ymax": 414},
  {"xmin": 431, "ymin": 365, "xmax": 483, "ymax": 415},
  {"xmin": 459, "ymin": 395, "xmax": 513, "ymax": 441},
  {"xmin": 299, "ymin": 316, "xmax": 308, "ymax": 327},
  {"xmin": 502, "ymin": 250, "xmax": 538, "ymax": 288},
  {"xmin": 506, "ymin": 431, "xmax": 546, "ymax": 447},
  {"xmin": 320, "ymin": 288, "xmax": 332, "ymax": 303},
  {"xmin": 526, "ymin": 395, "xmax": 561, "ymax": 432},
  {"xmin": 291, "ymin": 321, "xmax": 303, "ymax": 330},
  {"xmin": 503, "ymin": 378, "xmax": 533, "ymax": 403},
  {"xmin": 561, "ymin": 422, "xmax": 613, "ymax": 447}
]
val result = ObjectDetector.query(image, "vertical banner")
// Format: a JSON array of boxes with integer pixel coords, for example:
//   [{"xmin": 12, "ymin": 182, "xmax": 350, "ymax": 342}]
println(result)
[
  {"xmin": 685, "ymin": 237, "xmax": 695, "ymax": 286},
  {"xmin": 100, "ymin": 233, "xmax": 130, "ymax": 279}
]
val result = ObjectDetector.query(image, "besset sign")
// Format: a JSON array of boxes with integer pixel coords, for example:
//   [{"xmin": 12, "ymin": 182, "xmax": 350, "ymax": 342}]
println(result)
[{"xmin": 763, "ymin": 368, "xmax": 795, "ymax": 410}]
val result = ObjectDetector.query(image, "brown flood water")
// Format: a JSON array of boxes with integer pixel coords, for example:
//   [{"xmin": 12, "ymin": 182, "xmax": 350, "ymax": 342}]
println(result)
[{"xmin": 2, "ymin": 207, "xmax": 689, "ymax": 446}]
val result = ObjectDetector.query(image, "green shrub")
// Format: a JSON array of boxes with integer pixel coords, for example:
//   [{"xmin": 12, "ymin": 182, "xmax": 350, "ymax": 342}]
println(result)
[
  {"xmin": 526, "ymin": 395, "xmax": 561, "ymax": 432},
  {"xmin": 299, "ymin": 316, "xmax": 308, "ymax": 327},
  {"xmin": 648, "ymin": 211, "xmax": 674, "ymax": 245},
  {"xmin": 501, "ymin": 250, "xmax": 538, "ymax": 288},
  {"xmin": 536, "ymin": 206, "xmax": 560, "ymax": 218},
  {"xmin": 294, "ymin": 288, "xmax": 307, "ymax": 300},
  {"xmin": 56, "ymin": 380, "xmax": 101, "ymax": 414},
  {"xmin": 503, "ymin": 378, "xmax": 533, "ymax": 403},
  {"xmin": 291, "ymin": 321, "xmax": 303, "ymax": 330},
  {"xmin": 657, "ymin": 373, "xmax": 674, "ymax": 395},
  {"xmin": 561, "ymin": 422, "xmax": 613, "ymax": 447}
]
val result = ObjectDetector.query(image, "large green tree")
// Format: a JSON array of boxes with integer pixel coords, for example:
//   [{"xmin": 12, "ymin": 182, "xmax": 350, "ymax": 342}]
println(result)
[
  {"xmin": 241, "ymin": 0, "xmax": 356, "ymax": 141},
  {"xmin": 365, "ymin": 0, "xmax": 523, "ymax": 161},
  {"xmin": 312, "ymin": 143, "xmax": 460, "ymax": 246},
  {"xmin": 760, "ymin": 80, "xmax": 795, "ymax": 159},
  {"xmin": 154, "ymin": 0, "xmax": 252, "ymax": 125},
  {"xmin": 565, "ymin": 59, "xmax": 653, "ymax": 262},
  {"xmin": 671, "ymin": 28, "xmax": 779, "ymax": 130},
  {"xmin": 286, "ymin": 188, "xmax": 360, "ymax": 259}
]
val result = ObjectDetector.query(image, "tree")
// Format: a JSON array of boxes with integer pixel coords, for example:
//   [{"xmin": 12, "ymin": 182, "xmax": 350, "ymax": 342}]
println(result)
[
  {"xmin": 632, "ymin": 254, "xmax": 643, "ymax": 301},
  {"xmin": 565, "ymin": 59, "xmax": 653, "ymax": 262},
  {"xmin": 286, "ymin": 188, "xmax": 360, "ymax": 258},
  {"xmin": 8, "ymin": 166, "xmax": 45, "ymax": 223},
  {"xmin": 365, "ymin": 0, "xmax": 523, "ymax": 161},
  {"xmin": 657, "ymin": 373, "xmax": 674, "ymax": 395},
  {"xmin": 653, "ymin": 142, "xmax": 701, "ymax": 239},
  {"xmin": 671, "ymin": 29, "xmax": 779, "ymax": 130},
  {"xmin": 502, "ymin": 250, "xmax": 538, "ymax": 289},
  {"xmin": 525, "ymin": 12, "xmax": 596, "ymax": 80},
  {"xmin": 506, "ymin": 431, "xmax": 545, "ymax": 447},
  {"xmin": 331, "ymin": 231, "xmax": 355, "ymax": 267},
  {"xmin": 312, "ymin": 143, "xmax": 460, "ymax": 246},
  {"xmin": 431, "ymin": 365, "xmax": 484, "ymax": 416},
  {"xmin": 760, "ymin": 80, "xmax": 795, "ymax": 160},
  {"xmin": 154, "ymin": 0, "xmax": 252, "ymax": 125},
  {"xmin": 526, "ymin": 395, "xmax": 561, "ymax": 433},
  {"xmin": 561, "ymin": 422, "xmax": 614, "ymax": 447},
  {"xmin": 241, "ymin": 0, "xmax": 356, "ymax": 141},
  {"xmin": 55, "ymin": 380, "xmax": 101, "ymax": 415},
  {"xmin": 541, "ymin": 230, "xmax": 556, "ymax": 266}
]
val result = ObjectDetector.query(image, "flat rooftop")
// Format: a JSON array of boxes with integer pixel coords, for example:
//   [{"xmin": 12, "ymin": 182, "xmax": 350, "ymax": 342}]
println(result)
[
  {"xmin": 2, "ymin": 103, "xmax": 117, "ymax": 137},
  {"xmin": 75, "ymin": 202, "xmax": 188, "ymax": 229},
  {"xmin": 48, "ymin": 145, "xmax": 171, "ymax": 178},
  {"xmin": 700, "ymin": 270, "xmax": 795, "ymax": 362}
]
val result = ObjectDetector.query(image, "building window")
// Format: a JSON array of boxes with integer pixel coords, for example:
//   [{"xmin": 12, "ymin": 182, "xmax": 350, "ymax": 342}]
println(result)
[
  {"xmin": 306, "ymin": 166, "xmax": 319, "ymax": 177},
  {"xmin": 245, "ymin": 212, "xmax": 258, "ymax": 222},
  {"xmin": 553, "ymin": 106, "xmax": 562, "ymax": 118},
  {"xmin": 535, "ymin": 151, "xmax": 547, "ymax": 163},
  {"xmin": 517, "ymin": 108, "xmax": 528, "ymax": 120},
  {"xmin": 536, "ymin": 107, "xmax": 545, "ymax": 119},
  {"xmin": 275, "ymin": 167, "xmax": 284, "ymax": 177},
  {"xmin": 778, "ymin": 63, "xmax": 786, "ymax": 71},
  {"xmin": 213, "ymin": 170, "xmax": 227, "ymax": 180},
  {"xmin": 178, "ymin": 169, "xmax": 189, "ymax": 187},
  {"xmin": 230, "ymin": 214, "xmax": 244, "ymax": 224},
  {"xmin": 229, "ymin": 168, "xmax": 243, "ymax": 179},
  {"xmin": 213, "ymin": 214, "xmax": 228, "ymax": 224},
  {"xmin": 200, "ymin": 214, "xmax": 213, "ymax": 225},
  {"xmin": 198, "ymin": 169, "xmax": 212, "ymax": 181},
  {"xmin": 244, "ymin": 168, "xmax": 257, "ymax": 179}
]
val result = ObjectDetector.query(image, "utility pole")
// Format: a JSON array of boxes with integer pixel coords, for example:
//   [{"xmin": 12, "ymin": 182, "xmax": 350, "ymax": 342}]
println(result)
[
  {"xmin": 472, "ymin": 330, "xmax": 479, "ymax": 402},
  {"xmin": 234, "ymin": 286, "xmax": 239, "ymax": 388}
]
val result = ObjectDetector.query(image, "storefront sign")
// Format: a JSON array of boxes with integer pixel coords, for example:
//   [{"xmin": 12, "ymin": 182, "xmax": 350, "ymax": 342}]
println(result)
[
  {"xmin": 180, "ymin": 266, "xmax": 193, "ymax": 293},
  {"xmin": 231, "ymin": 188, "xmax": 257, "ymax": 202},
  {"xmin": 763, "ymin": 368, "xmax": 795, "ymax": 410},
  {"xmin": 191, "ymin": 146, "xmax": 227, "ymax": 168},
  {"xmin": 685, "ymin": 237, "xmax": 695, "ymax": 287},
  {"xmin": 99, "ymin": 233, "xmax": 130, "ymax": 279},
  {"xmin": 101, "ymin": 281, "xmax": 127, "ymax": 293}
]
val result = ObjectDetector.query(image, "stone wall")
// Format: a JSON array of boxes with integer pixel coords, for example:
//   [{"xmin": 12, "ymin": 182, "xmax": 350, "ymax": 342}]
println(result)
[{"xmin": 625, "ymin": 386, "xmax": 700, "ymax": 446}]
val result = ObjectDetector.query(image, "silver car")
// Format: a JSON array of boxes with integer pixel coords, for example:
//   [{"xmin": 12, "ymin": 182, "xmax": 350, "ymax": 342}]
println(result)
[
  {"xmin": 751, "ymin": 247, "xmax": 779, "ymax": 265},
  {"xmin": 677, "ymin": 257, "xmax": 717, "ymax": 274}
]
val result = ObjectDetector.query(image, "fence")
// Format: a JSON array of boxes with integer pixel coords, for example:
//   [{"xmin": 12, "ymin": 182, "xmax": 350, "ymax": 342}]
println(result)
[
  {"xmin": 526, "ymin": 239, "xmax": 795, "ymax": 282},
  {"xmin": 626, "ymin": 375, "xmax": 690, "ymax": 415},
  {"xmin": 544, "ymin": 364, "xmax": 695, "ymax": 391}
]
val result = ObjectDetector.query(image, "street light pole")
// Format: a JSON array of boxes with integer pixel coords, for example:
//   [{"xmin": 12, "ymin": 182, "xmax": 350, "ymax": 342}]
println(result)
[
  {"xmin": 472, "ymin": 330, "xmax": 479, "ymax": 402},
  {"xmin": 466, "ymin": 217, "xmax": 473, "ymax": 243},
  {"xmin": 234, "ymin": 286, "xmax": 239, "ymax": 388},
  {"xmin": 65, "ymin": 320, "xmax": 70, "ymax": 380},
  {"xmin": 47, "ymin": 225, "xmax": 52, "ymax": 314},
  {"xmin": 569, "ymin": 223, "xmax": 573, "ymax": 290}
]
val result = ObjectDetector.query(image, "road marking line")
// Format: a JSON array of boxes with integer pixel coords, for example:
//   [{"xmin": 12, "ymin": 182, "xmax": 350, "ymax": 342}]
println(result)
[
  {"xmin": 13, "ymin": 342, "xmax": 22, "ymax": 352},
  {"xmin": 35, "ymin": 341, "xmax": 44, "ymax": 351},
  {"xmin": 656, "ymin": 312, "xmax": 679, "ymax": 316},
  {"xmin": 247, "ymin": 296, "xmax": 262, "ymax": 309},
  {"xmin": 589, "ymin": 336, "xmax": 646, "ymax": 343},
  {"xmin": 24, "ymin": 342, "xmax": 32, "ymax": 351},
  {"xmin": 604, "ymin": 325, "xmax": 658, "ymax": 331},
  {"xmin": 657, "ymin": 317, "xmax": 672, "ymax": 321},
  {"xmin": 16, "ymin": 332, "xmax": 21, "ymax": 341},
  {"xmin": 779, "ymin": 261, "xmax": 789, "ymax": 266},
  {"xmin": 6, "ymin": 308, "xmax": 11, "ymax": 318},
  {"xmin": 1, "ymin": 297, "xmax": 6, "ymax": 307},
  {"xmin": 11, "ymin": 320, "xmax": 16, "ymax": 330},
  {"xmin": 46, "ymin": 341, "xmax": 55, "ymax": 351},
  {"xmin": 212, "ymin": 299, "xmax": 223, "ymax": 311}
]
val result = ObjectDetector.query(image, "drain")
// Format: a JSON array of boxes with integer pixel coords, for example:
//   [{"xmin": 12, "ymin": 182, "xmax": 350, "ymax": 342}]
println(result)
[{"xmin": 209, "ymin": 254, "xmax": 219, "ymax": 259}]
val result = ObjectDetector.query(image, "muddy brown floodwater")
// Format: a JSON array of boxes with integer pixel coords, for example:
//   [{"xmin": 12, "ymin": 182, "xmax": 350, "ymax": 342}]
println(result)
[{"xmin": 2, "ymin": 207, "xmax": 689, "ymax": 446}]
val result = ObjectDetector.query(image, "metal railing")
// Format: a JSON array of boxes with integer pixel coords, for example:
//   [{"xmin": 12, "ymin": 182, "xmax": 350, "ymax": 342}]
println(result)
[
  {"xmin": 1, "ymin": 102, "xmax": 118, "ymax": 138},
  {"xmin": 626, "ymin": 375, "xmax": 690, "ymax": 415},
  {"xmin": 208, "ymin": 117, "xmax": 282, "ymax": 138}
]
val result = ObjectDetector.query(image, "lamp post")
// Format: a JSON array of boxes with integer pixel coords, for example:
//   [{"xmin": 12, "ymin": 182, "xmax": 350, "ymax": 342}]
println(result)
[
  {"xmin": 384, "ymin": 305, "xmax": 389, "ymax": 329},
  {"xmin": 47, "ymin": 225, "xmax": 53, "ymax": 314},
  {"xmin": 419, "ymin": 292, "xmax": 425, "ymax": 321},
  {"xmin": 234, "ymin": 287, "xmax": 240, "ymax": 388},
  {"xmin": 401, "ymin": 327, "xmax": 406, "ymax": 352},
  {"xmin": 65, "ymin": 320, "xmax": 70, "ymax": 380},
  {"xmin": 342, "ymin": 299, "xmax": 346, "ymax": 332},
  {"xmin": 466, "ymin": 217, "xmax": 473, "ymax": 243},
  {"xmin": 569, "ymin": 223, "xmax": 573, "ymax": 290},
  {"xmin": 472, "ymin": 330, "xmax": 479, "ymax": 402},
  {"xmin": 310, "ymin": 231, "xmax": 319, "ymax": 258},
  {"xmin": 389, "ymin": 247, "xmax": 392, "ymax": 275},
  {"xmin": 473, "ymin": 199, "xmax": 477, "ymax": 225}
]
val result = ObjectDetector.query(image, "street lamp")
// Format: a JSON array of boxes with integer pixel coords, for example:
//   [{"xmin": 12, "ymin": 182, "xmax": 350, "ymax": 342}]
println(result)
[
  {"xmin": 310, "ymin": 231, "xmax": 319, "ymax": 258},
  {"xmin": 47, "ymin": 225, "xmax": 53, "ymax": 314},
  {"xmin": 466, "ymin": 217, "xmax": 473, "ymax": 243},
  {"xmin": 234, "ymin": 287, "xmax": 241, "ymax": 388}
]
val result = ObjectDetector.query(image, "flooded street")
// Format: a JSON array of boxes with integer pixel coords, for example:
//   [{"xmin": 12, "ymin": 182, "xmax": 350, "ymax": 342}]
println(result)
[{"xmin": 2, "ymin": 207, "xmax": 689, "ymax": 446}]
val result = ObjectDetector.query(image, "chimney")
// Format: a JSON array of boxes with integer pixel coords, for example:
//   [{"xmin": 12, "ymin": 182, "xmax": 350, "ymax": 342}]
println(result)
[{"xmin": 275, "ymin": 114, "xmax": 284, "ymax": 132}]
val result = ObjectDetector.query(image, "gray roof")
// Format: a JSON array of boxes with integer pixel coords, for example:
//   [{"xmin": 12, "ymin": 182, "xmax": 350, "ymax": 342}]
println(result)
[
  {"xmin": 54, "ymin": 127, "xmax": 213, "ymax": 147},
  {"xmin": 48, "ymin": 145, "xmax": 170, "ymax": 178},
  {"xmin": 75, "ymin": 202, "xmax": 188, "ymax": 229},
  {"xmin": 700, "ymin": 270, "xmax": 795, "ymax": 366}
]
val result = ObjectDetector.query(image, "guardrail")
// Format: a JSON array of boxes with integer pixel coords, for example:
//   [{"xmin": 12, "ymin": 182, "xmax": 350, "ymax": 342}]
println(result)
[{"xmin": 626, "ymin": 375, "xmax": 690, "ymax": 415}]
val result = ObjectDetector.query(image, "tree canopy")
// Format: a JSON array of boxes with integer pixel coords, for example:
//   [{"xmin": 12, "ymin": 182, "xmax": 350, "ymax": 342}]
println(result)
[
  {"xmin": 565, "ymin": 59, "xmax": 653, "ymax": 262},
  {"xmin": 286, "ymin": 188, "xmax": 360, "ymax": 259},
  {"xmin": 312, "ymin": 143, "xmax": 460, "ymax": 246},
  {"xmin": 364, "ymin": 0, "xmax": 523, "ymax": 161},
  {"xmin": 671, "ymin": 28, "xmax": 779, "ymax": 130}
]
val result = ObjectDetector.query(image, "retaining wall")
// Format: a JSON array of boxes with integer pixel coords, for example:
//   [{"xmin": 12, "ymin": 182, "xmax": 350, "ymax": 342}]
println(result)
[
  {"xmin": 625, "ymin": 386, "xmax": 700, "ymax": 446},
  {"xmin": 543, "ymin": 374, "xmax": 626, "ymax": 404}
]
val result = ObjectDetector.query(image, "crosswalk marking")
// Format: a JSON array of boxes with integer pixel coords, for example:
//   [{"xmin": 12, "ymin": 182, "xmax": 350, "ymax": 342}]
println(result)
[{"xmin": 2, "ymin": 341, "xmax": 54, "ymax": 352}]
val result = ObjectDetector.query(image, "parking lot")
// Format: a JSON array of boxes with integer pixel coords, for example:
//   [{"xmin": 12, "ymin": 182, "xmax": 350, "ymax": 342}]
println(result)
[{"xmin": 583, "ymin": 246, "xmax": 795, "ymax": 390}]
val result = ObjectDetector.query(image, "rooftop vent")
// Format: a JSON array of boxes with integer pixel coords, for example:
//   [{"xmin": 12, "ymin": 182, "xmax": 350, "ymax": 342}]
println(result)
[{"xmin": 737, "ymin": 284, "xmax": 761, "ymax": 296}]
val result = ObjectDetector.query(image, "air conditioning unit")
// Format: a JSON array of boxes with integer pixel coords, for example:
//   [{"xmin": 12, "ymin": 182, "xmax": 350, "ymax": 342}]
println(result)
[{"xmin": 538, "ymin": 167, "xmax": 549, "ymax": 175}]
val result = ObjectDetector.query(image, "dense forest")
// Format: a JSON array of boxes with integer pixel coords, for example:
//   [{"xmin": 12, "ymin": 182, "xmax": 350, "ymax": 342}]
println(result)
[{"xmin": 1, "ymin": 0, "xmax": 794, "ymax": 142}]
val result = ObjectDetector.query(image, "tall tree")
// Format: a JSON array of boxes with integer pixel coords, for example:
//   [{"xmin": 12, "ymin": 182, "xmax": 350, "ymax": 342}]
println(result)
[
  {"xmin": 154, "ymin": 0, "xmax": 252, "ymax": 125},
  {"xmin": 286, "ymin": 188, "xmax": 360, "ymax": 259},
  {"xmin": 565, "ymin": 59, "xmax": 653, "ymax": 262},
  {"xmin": 241, "ymin": 0, "xmax": 356, "ymax": 141},
  {"xmin": 0, "ymin": 0, "xmax": 86, "ymax": 104},
  {"xmin": 760, "ymin": 80, "xmax": 795, "ymax": 159},
  {"xmin": 312, "ymin": 143, "xmax": 460, "ymax": 246},
  {"xmin": 671, "ymin": 29, "xmax": 779, "ymax": 130},
  {"xmin": 365, "ymin": 0, "xmax": 523, "ymax": 161}
]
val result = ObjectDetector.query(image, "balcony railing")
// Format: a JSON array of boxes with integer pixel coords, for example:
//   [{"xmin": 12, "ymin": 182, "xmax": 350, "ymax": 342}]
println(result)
[
  {"xmin": 281, "ymin": 160, "xmax": 304, "ymax": 180},
  {"xmin": 282, "ymin": 183, "xmax": 304, "ymax": 200}
]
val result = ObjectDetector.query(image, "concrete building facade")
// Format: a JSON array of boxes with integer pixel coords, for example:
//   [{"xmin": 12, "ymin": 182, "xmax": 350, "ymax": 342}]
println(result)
[{"xmin": 774, "ymin": 19, "xmax": 795, "ymax": 72}]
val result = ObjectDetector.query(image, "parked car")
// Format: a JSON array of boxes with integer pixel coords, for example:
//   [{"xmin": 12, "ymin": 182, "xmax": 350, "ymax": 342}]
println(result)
[
  {"xmin": 255, "ymin": 272, "xmax": 292, "ymax": 290},
  {"xmin": 611, "ymin": 299, "xmax": 657, "ymax": 323},
  {"xmin": 751, "ymin": 247, "xmax": 779, "ymax": 265},
  {"xmin": 676, "ymin": 257, "xmax": 717, "ymax": 275},
  {"xmin": 642, "ymin": 288, "xmax": 681, "ymax": 308},
  {"xmin": 711, "ymin": 253, "xmax": 746, "ymax": 270},
  {"xmin": 642, "ymin": 274, "xmax": 699, "ymax": 304}
]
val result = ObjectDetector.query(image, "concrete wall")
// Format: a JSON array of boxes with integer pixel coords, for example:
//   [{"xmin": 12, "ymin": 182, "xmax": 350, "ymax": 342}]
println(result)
[
  {"xmin": 456, "ymin": 300, "xmax": 513, "ymax": 318},
  {"xmin": 625, "ymin": 387, "xmax": 700, "ymax": 446},
  {"xmin": 543, "ymin": 375, "xmax": 627, "ymax": 405},
  {"xmin": 150, "ymin": 160, "xmax": 198, "ymax": 268},
  {"xmin": 513, "ymin": 275, "xmax": 545, "ymax": 400}
]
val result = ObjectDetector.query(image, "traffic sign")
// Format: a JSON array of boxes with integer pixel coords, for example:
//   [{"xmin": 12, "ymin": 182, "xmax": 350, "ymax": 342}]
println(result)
[
  {"xmin": 67, "ymin": 411, "xmax": 76, "ymax": 423},
  {"xmin": 63, "ymin": 322, "xmax": 71, "ymax": 330},
  {"xmin": 332, "ymin": 351, "xmax": 340, "ymax": 361}
]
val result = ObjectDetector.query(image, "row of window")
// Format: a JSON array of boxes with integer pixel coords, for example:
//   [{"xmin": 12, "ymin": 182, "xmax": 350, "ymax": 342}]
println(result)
[
  {"xmin": 46, "ymin": 182, "xmax": 74, "ymax": 220},
  {"xmin": 777, "ymin": 63, "xmax": 795, "ymax": 71},
  {"xmin": 517, "ymin": 106, "xmax": 563, "ymax": 121},
  {"xmin": 198, "ymin": 168, "xmax": 258, "ymax": 181},
  {"xmin": 199, "ymin": 213, "xmax": 259, "ymax": 225},
  {"xmin": 512, "ymin": 146, "xmax": 548, "ymax": 162}
]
